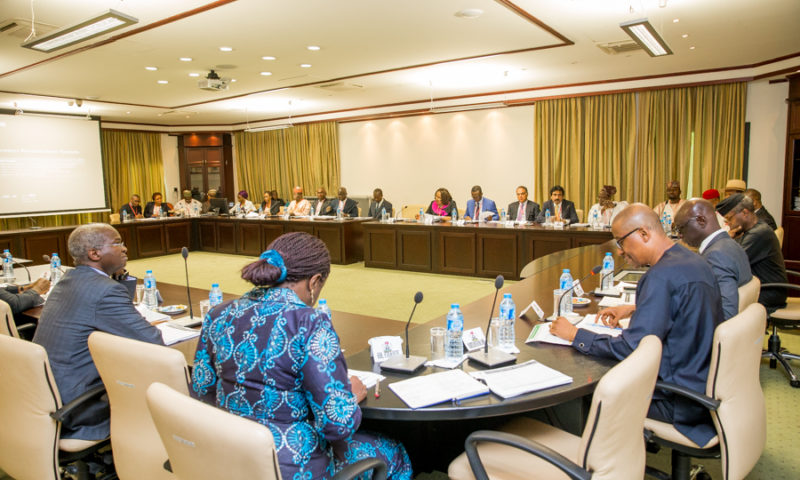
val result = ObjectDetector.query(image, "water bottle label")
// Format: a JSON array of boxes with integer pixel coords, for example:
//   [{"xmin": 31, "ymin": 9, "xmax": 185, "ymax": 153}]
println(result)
[{"xmin": 144, "ymin": 278, "xmax": 155, "ymax": 289}]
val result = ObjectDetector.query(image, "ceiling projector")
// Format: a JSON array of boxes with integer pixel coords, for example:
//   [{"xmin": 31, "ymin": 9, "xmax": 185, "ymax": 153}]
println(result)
[{"xmin": 198, "ymin": 70, "xmax": 229, "ymax": 91}]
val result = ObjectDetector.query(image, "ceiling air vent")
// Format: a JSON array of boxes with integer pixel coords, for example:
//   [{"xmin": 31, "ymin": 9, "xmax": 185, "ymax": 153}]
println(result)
[
  {"xmin": 597, "ymin": 40, "xmax": 643, "ymax": 55},
  {"xmin": 0, "ymin": 19, "xmax": 57, "ymax": 39},
  {"xmin": 316, "ymin": 81, "xmax": 364, "ymax": 92}
]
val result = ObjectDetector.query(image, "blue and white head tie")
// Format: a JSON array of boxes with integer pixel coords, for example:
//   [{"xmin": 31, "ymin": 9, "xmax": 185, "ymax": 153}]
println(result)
[{"xmin": 260, "ymin": 249, "xmax": 287, "ymax": 283}]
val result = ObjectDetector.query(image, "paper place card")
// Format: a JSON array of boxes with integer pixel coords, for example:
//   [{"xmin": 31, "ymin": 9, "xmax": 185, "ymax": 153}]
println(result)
[
  {"xmin": 368, "ymin": 336, "xmax": 403, "ymax": 363},
  {"xmin": 462, "ymin": 327, "xmax": 485, "ymax": 351},
  {"xmin": 573, "ymin": 280, "xmax": 585, "ymax": 297}
]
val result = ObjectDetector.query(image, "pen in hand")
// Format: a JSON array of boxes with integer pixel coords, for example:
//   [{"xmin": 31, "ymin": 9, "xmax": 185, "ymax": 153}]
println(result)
[{"xmin": 374, "ymin": 380, "xmax": 380, "ymax": 399}]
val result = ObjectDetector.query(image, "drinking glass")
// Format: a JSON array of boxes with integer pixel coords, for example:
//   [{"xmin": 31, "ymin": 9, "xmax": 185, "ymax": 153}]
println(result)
[
  {"xmin": 135, "ymin": 284, "xmax": 144, "ymax": 305},
  {"xmin": 430, "ymin": 327, "xmax": 445, "ymax": 360}
]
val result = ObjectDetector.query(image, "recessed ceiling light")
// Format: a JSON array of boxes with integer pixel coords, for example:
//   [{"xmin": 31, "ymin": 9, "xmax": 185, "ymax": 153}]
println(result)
[
  {"xmin": 260, "ymin": 71, "xmax": 272, "ymax": 76},
  {"xmin": 157, "ymin": 80, "xmax": 168, "ymax": 84},
  {"xmin": 145, "ymin": 66, "xmax": 157, "ymax": 71},
  {"xmin": 262, "ymin": 56, "xmax": 276, "ymax": 60},
  {"xmin": 179, "ymin": 57, "xmax": 192, "ymax": 62},
  {"xmin": 455, "ymin": 8, "xmax": 483, "ymax": 18},
  {"xmin": 188, "ymin": 73, "xmax": 200, "ymax": 77},
  {"xmin": 300, "ymin": 63, "xmax": 312, "ymax": 68},
  {"xmin": 307, "ymin": 45, "xmax": 321, "ymax": 51},
  {"xmin": 231, "ymin": 78, "xmax": 237, "ymax": 82},
  {"xmin": 681, "ymin": 34, "xmax": 688, "ymax": 38},
  {"xmin": 689, "ymin": 46, "xmax": 695, "ymax": 50},
  {"xmin": 219, "ymin": 46, "xmax": 233, "ymax": 52},
  {"xmin": 126, "ymin": 111, "xmax": 131, "ymax": 114},
  {"xmin": 673, "ymin": 18, "xmax": 679, "ymax": 23}
]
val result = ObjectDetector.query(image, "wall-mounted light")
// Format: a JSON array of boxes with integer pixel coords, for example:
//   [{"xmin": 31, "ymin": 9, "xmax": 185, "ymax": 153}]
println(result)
[
  {"xmin": 22, "ymin": 9, "xmax": 138, "ymax": 52},
  {"xmin": 620, "ymin": 19, "xmax": 673, "ymax": 57}
]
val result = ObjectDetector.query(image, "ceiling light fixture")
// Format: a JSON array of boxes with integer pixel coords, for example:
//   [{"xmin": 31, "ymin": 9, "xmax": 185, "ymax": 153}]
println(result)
[
  {"xmin": 245, "ymin": 124, "xmax": 293, "ymax": 132},
  {"xmin": 455, "ymin": 9, "xmax": 483, "ymax": 19},
  {"xmin": 219, "ymin": 46, "xmax": 233, "ymax": 52},
  {"xmin": 260, "ymin": 71, "xmax": 272, "ymax": 76},
  {"xmin": 157, "ymin": 80, "xmax": 168, "ymax": 84},
  {"xmin": 307, "ymin": 45, "xmax": 320, "ymax": 51},
  {"xmin": 430, "ymin": 102, "xmax": 506, "ymax": 114},
  {"xmin": 262, "ymin": 56, "xmax": 276, "ymax": 60},
  {"xmin": 179, "ymin": 57, "xmax": 192, "ymax": 62},
  {"xmin": 21, "ymin": 9, "xmax": 138, "ymax": 52},
  {"xmin": 145, "ymin": 66, "xmax": 157, "ymax": 71},
  {"xmin": 620, "ymin": 19, "xmax": 673, "ymax": 57},
  {"xmin": 300, "ymin": 63, "xmax": 312, "ymax": 68},
  {"xmin": 189, "ymin": 73, "xmax": 200, "ymax": 77}
]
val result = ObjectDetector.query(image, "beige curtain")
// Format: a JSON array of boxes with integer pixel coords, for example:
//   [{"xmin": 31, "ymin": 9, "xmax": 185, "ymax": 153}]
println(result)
[
  {"xmin": 1, "ymin": 129, "xmax": 163, "ymax": 230},
  {"xmin": 534, "ymin": 97, "xmax": 583, "ymax": 208},
  {"xmin": 233, "ymin": 121, "xmax": 340, "ymax": 200}
]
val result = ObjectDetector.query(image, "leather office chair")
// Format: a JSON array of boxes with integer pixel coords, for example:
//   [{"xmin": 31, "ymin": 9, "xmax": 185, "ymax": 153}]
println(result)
[
  {"xmin": 448, "ymin": 335, "xmax": 662, "ymax": 480},
  {"xmin": 737, "ymin": 276, "xmax": 760, "ymax": 313},
  {"xmin": 0, "ymin": 299, "xmax": 35, "ymax": 338},
  {"xmin": 774, "ymin": 226, "xmax": 784, "ymax": 248},
  {"xmin": 109, "ymin": 213, "xmax": 121, "ymax": 224},
  {"xmin": 644, "ymin": 303, "xmax": 767, "ymax": 480},
  {"xmin": 145, "ymin": 382, "xmax": 389, "ymax": 480},
  {"xmin": 88, "ymin": 331, "xmax": 191, "ymax": 480},
  {"xmin": 0, "ymin": 334, "xmax": 110, "ymax": 480},
  {"xmin": 575, "ymin": 208, "xmax": 583, "ymax": 223},
  {"xmin": 761, "ymin": 269, "xmax": 800, "ymax": 388}
]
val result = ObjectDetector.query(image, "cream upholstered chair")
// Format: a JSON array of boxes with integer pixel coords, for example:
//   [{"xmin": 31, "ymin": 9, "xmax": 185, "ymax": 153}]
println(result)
[
  {"xmin": 737, "ymin": 276, "xmax": 760, "ymax": 313},
  {"xmin": 644, "ymin": 303, "xmax": 767, "ymax": 480},
  {"xmin": 448, "ymin": 335, "xmax": 662, "ymax": 480},
  {"xmin": 401, "ymin": 204, "xmax": 425, "ymax": 219},
  {"xmin": 0, "ymin": 299, "xmax": 36, "ymax": 339},
  {"xmin": 88, "ymin": 331, "xmax": 191, "ymax": 480},
  {"xmin": 146, "ymin": 382, "xmax": 388, "ymax": 480},
  {"xmin": 761, "ymin": 270, "xmax": 800, "ymax": 387},
  {"xmin": 575, "ymin": 208, "xmax": 584, "ymax": 223},
  {"xmin": 109, "ymin": 213, "xmax": 121, "ymax": 224},
  {"xmin": 774, "ymin": 226, "xmax": 784, "ymax": 248},
  {"xmin": 0, "ymin": 334, "xmax": 109, "ymax": 480}
]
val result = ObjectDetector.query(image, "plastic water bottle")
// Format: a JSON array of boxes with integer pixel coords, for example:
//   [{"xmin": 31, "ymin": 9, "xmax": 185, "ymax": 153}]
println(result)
[
  {"xmin": 209, "ymin": 283, "xmax": 223, "ymax": 307},
  {"xmin": 50, "ymin": 253, "xmax": 62, "ymax": 285},
  {"xmin": 317, "ymin": 298, "xmax": 332, "ymax": 319},
  {"xmin": 559, "ymin": 269, "xmax": 573, "ymax": 315},
  {"xmin": 661, "ymin": 210, "xmax": 669, "ymax": 233},
  {"xmin": 122, "ymin": 210, "xmax": 129, "ymax": 223},
  {"xmin": 545, "ymin": 209, "xmax": 551, "ymax": 224},
  {"xmin": 592, "ymin": 209, "xmax": 600, "ymax": 229},
  {"xmin": 500, "ymin": 208, "xmax": 506, "ymax": 222},
  {"xmin": 419, "ymin": 207, "xmax": 424, "ymax": 223},
  {"xmin": 2, "ymin": 250, "xmax": 13, "ymax": 279},
  {"xmin": 445, "ymin": 304, "xmax": 464, "ymax": 361},
  {"xmin": 601, "ymin": 252, "xmax": 615, "ymax": 291},
  {"xmin": 498, "ymin": 293, "xmax": 516, "ymax": 349},
  {"xmin": 380, "ymin": 207, "xmax": 386, "ymax": 222},
  {"xmin": 665, "ymin": 213, "xmax": 673, "ymax": 235},
  {"xmin": 451, "ymin": 206, "xmax": 458, "ymax": 220},
  {"xmin": 143, "ymin": 270, "xmax": 158, "ymax": 309}
]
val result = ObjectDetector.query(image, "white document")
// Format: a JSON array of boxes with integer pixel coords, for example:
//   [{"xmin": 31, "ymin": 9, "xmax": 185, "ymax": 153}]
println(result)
[
  {"xmin": 347, "ymin": 369, "xmax": 385, "ymax": 389},
  {"xmin": 156, "ymin": 323, "xmax": 201, "ymax": 345},
  {"xmin": 136, "ymin": 304, "xmax": 169, "ymax": 324},
  {"xmin": 470, "ymin": 360, "xmax": 573, "ymax": 399},
  {"xmin": 526, "ymin": 315, "xmax": 623, "ymax": 346},
  {"xmin": 388, "ymin": 369, "xmax": 490, "ymax": 409},
  {"xmin": 597, "ymin": 294, "xmax": 636, "ymax": 307},
  {"xmin": 425, "ymin": 355, "xmax": 468, "ymax": 369}
]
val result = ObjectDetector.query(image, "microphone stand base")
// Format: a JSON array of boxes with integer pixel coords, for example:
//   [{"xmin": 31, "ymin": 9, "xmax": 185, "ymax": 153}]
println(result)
[
  {"xmin": 468, "ymin": 349, "xmax": 516, "ymax": 369},
  {"xmin": 380, "ymin": 354, "xmax": 427, "ymax": 373}
]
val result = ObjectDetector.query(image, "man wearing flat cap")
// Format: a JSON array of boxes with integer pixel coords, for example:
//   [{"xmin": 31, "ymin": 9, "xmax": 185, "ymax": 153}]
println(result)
[
  {"xmin": 723, "ymin": 179, "xmax": 746, "ymax": 198},
  {"xmin": 717, "ymin": 193, "xmax": 787, "ymax": 312}
]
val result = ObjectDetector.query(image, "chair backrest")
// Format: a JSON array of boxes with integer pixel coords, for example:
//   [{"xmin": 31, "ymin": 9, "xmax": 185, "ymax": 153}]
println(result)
[
  {"xmin": 577, "ymin": 335, "xmax": 662, "ymax": 480},
  {"xmin": 401, "ymin": 204, "xmax": 425, "ymax": 219},
  {"xmin": 706, "ymin": 303, "xmax": 766, "ymax": 480},
  {"xmin": 146, "ymin": 382, "xmax": 282, "ymax": 480},
  {"xmin": 576, "ymin": 208, "xmax": 584, "ymax": 223},
  {"xmin": 0, "ymin": 334, "xmax": 61, "ymax": 480},
  {"xmin": 737, "ymin": 276, "xmax": 760, "ymax": 313},
  {"xmin": 774, "ymin": 226, "xmax": 784, "ymax": 248},
  {"xmin": 358, "ymin": 206, "xmax": 362, "ymax": 217},
  {"xmin": 0, "ymin": 299, "xmax": 21, "ymax": 338},
  {"xmin": 89, "ymin": 332, "xmax": 191, "ymax": 480},
  {"xmin": 109, "ymin": 213, "xmax": 121, "ymax": 224}
]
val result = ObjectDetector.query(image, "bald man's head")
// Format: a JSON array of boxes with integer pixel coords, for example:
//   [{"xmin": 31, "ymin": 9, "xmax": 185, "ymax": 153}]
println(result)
[
  {"xmin": 611, "ymin": 203, "xmax": 672, "ymax": 267},
  {"xmin": 674, "ymin": 199, "xmax": 721, "ymax": 247},
  {"xmin": 612, "ymin": 203, "xmax": 663, "ymax": 236}
]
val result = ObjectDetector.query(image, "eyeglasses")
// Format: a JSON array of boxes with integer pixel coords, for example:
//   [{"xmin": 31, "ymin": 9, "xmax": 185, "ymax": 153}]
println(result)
[
  {"xmin": 673, "ymin": 216, "xmax": 699, "ymax": 236},
  {"xmin": 614, "ymin": 228, "xmax": 640, "ymax": 250},
  {"xmin": 94, "ymin": 241, "xmax": 125, "ymax": 249}
]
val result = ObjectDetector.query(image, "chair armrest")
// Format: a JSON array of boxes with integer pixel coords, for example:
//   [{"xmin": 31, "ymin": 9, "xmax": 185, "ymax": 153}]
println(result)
[
  {"xmin": 465, "ymin": 430, "xmax": 591, "ymax": 480},
  {"xmin": 761, "ymin": 283, "xmax": 800, "ymax": 292},
  {"xmin": 785, "ymin": 269, "xmax": 800, "ymax": 278},
  {"xmin": 333, "ymin": 458, "xmax": 387, "ymax": 480},
  {"xmin": 50, "ymin": 384, "xmax": 107, "ymax": 423},
  {"xmin": 654, "ymin": 381, "xmax": 720, "ymax": 411}
]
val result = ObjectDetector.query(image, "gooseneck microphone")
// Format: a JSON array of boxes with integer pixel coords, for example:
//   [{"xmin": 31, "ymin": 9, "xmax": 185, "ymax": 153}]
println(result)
[
  {"xmin": 181, "ymin": 247, "xmax": 195, "ymax": 320},
  {"xmin": 468, "ymin": 275, "xmax": 516, "ymax": 368},
  {"xmin": 381, "ymin": 291, "xmax": 427, "ymax": 373},
  {"xmin": 556, "ymin": 265, "xmax": 601, "ymax": 318}
]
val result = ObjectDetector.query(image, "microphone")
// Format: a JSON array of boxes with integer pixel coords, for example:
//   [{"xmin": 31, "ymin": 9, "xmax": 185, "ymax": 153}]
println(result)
[
  {"xmin": 468, "ymin": 275, "xmax": 516, "ymax": 368},
  {"xmin": 381, "ymin": 291, "xmax": 427, "ymax": 373},
  {"xmin": 9, "ymin": 258, "xmax": 32, "ymax": 282},
  {"xmin": 556, "ymin": 265, "xmax": 601, "ymax": 318},
  {"xmin": 181, "ymin": 247, "xmax": 195, "ymax": 321},
  {"xmin": 28, "ymin": 216, "xmax": 42, "ymax": 230}
]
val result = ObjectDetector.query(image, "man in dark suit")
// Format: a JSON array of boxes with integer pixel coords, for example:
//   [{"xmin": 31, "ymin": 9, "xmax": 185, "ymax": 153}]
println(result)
[
  {"xmin": 675, "ymin": 199, "xmax": 753, "ymax": 320},
  {"xmin": 119, "ymin": 194, "xmax": 143, "ymax": 219},
  {"xmin": 313, "ymin": 187, "xmax": 333, "ymax": 216},
  {"xmin": 1, "ymin": 277, "xmax": 49, "ymax": 327},
  {"xmin": 463, "ymin": 185, "xmax": 499, "ymax": 221},
  {"xmin": 327, "ymin": 187, "xmax": 359, "ymax": 217},
  {"xmin": 744, "ymin": 188, "xmax": 778, "ymax": 230},
  {"xmin": 507, "ymin": 186, "xmax": 540, "ymax": 222},
  {"xmin": 536, "ymin": 185, "xmax": 579, "ymax": 224},
  {"xmin": 367, "ymin": 188, "xmax": 393, "ymax": 219},
  {"xmin": 33, "ymin": 224, "xmax": 163, "ymax": 441}
]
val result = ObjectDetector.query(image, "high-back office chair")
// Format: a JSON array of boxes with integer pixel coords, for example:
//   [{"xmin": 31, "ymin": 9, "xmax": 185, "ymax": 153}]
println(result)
[
  {"xmin": 644, "ymin": 303, "xmax": 767, "ymax": 480},
  {"xmin": 448, "ymin": 335, "xmax": 662, "ymax": 480},
  {"xmin": 774, "ymin": 226, "xmax": 784, "ymax": 248},
  {"xmin": 401, "ymin": 204, "xmax": 425, "ymax": 219},
  {"xmin": 575, "ymin": 208, "xmax": 583, "ymax": 223},
  {"xmin": 0, "ymin": 334, "xmax": 110, "ymax": 480},
  {"xmin": 145, "ymin": 382, "xmax": 389, "ymax": 480},
  {"xmin": 88, "ymin": 331, "xmax": 191, "ymax": 479},
  {"xmin": 0, "ymin": 299, "xmax": 37, "ymax": 339},
  {"xmin": 737, "ymin": 276, "xmax": 760, "ymax": 313},
  {"xmin": 761, "ymin": 270, "xmax": 800, "ymax": 387},
  {"xmin": 109, "ymin": 213, "xmax": 121, "ymax": 224}
]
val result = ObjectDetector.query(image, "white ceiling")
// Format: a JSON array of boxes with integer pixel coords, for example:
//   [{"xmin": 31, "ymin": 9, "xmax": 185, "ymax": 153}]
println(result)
[{"xmin": 0, "ymin": 0, "xmax": 798, "ymax": 129}]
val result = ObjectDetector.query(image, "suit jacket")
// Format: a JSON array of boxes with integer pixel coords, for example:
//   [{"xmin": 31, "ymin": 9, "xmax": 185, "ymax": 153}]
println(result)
[
  {"xmin": 367, "ymin": 200, "xmax": 393, "ymax": 219},
  {"xmin": 0, "ymin": 285, "xmax": 42, "ymax": 323},
  {"xmin": 756, "ymin": 207, "xmax": 778, "ymax": 230},
  {"xmin": 701, "ymin": 231, "xmax": 753, "ymax": 320},
  {"xmin": 119, "ymin": 203, "xmax": 142, "ymax": 217},
  {"xmin": 326, "ymin": 198, "xmax": 359, "ymax": 217},
  {"xmin": 507, "ymin": 200, "xmax": 540, "ymax": 222},
  {"xmin": 260, "ymin": 201, "xmax": 281, "ymax": 215},
  {"xmin": 313, "ymin": 198, "xmax": 334, "ymax": 216},
  {"xmin": 536, "ymin": 199, "xmax": 579, "ymax": 224},
  {"xmin": 32, "ymin": 266, "xmax": 163, "ymax": 440},
  {"xmin": 143, "ymin": 202, "xmax": 171, "ymax": 218},
  {"xmin": 464, "ymin": 197, "xmax": 499, "ymax": 221}
]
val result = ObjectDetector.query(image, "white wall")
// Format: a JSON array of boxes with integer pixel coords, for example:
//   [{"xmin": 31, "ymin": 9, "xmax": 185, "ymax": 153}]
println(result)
[
  {"xmin": 339, "ymin": 106, "xmax": 535, "ymax": 212},
  {"xmin": 160, "ymin": 134, "xmax": 181, "ymax": 205},
  {"xmin": 746, "ymin": 80, "xmax": 789, "ymax": 225}
]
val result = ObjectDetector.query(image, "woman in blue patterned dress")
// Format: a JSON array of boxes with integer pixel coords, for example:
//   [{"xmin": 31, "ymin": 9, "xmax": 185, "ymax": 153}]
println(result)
[{"xmin": 192, "ymin": 232, "xmax": 412, "ymax": 480}]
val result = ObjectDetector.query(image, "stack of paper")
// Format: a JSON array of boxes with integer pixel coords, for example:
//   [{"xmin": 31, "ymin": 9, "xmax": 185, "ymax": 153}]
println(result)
[
  {"xmin": 136, "ymin": 304, "xmax": 169, "ymax": 324},
  {"xmin": 388, "ymin": 369, "xmax": 489, "ymax": 409},
  {"xmin": 156, "ymin": 323, "xmax": 200, "ymax": 345},
  {"xmin": 526, "ymin": 315, "xmax": 623, "ymax": 346},
  {"xmin": 470, "ymin": 360, "xmax": 572, "ymax": 398}
]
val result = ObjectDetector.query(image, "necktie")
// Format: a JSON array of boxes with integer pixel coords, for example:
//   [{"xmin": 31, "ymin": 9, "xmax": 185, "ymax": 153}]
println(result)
[
  {"xmin": 475, "ymin": 202, "xmax": 480, "ymax": 220},
  {"xmin": 518, "ymin": 202, "xmax": 526, "ymax": 221}
]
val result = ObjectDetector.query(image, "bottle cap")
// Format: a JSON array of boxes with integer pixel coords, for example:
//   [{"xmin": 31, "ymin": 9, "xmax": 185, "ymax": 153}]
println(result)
[
  {"xmin": 451, "ymin": 303, "xmax": 459, "ymax": 308},
  {"xmin": 319, "ymin": 299, "xmax": 327, "ymax": 304},
  {"xmin": 503, "ymin": 293, "xmax": 511, "ymax": 298},
  {"xmin": 562, "ymin": 269, "xmax": 568, "ymax": 273},
  {"xmin": 605, "ymin": 252, "xmax": 611, "ymax": 256},
  {"xmin": 53, "ymin": 253, "xmax": 59, "ymax": 256},
  {"xmin": 211, "ymin": 283, "xmax": 219, "ymax": 288},
  {"xmin": 146, "ymin": 270, "xmax": 152, "ymax": 274}
]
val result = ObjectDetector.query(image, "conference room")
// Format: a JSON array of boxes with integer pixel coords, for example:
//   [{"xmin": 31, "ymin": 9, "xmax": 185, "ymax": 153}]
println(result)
[{"xmin": 1, "ymin": 1, "xmax": 799, "ymax": 479}]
